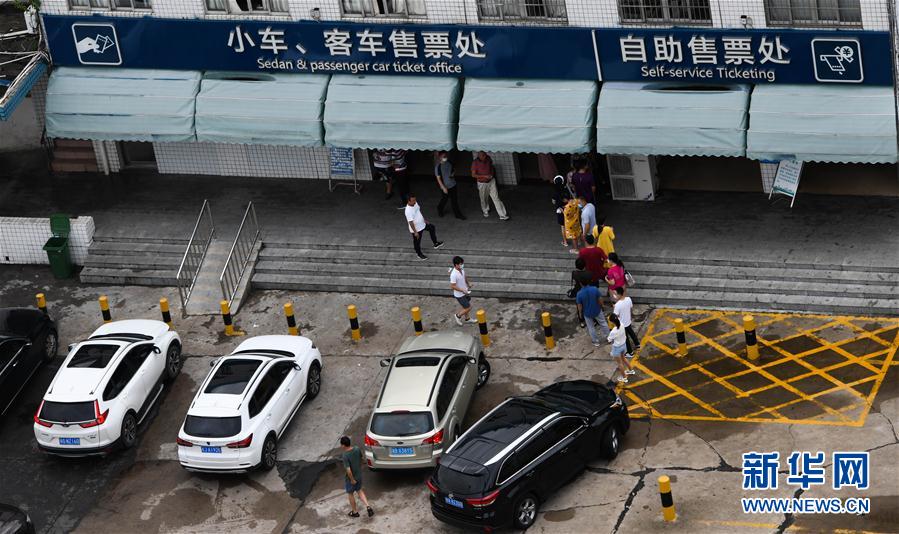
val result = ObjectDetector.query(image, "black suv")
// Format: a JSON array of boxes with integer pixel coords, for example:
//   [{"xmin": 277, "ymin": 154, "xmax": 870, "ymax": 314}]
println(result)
[{"xmin": 428, "ymin": 380, "xmax": 629, "ymax": 531}]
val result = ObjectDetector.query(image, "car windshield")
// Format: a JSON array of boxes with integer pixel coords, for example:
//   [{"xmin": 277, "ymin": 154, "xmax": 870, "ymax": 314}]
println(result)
[
  {"xmin": 39, "ymin": 400, "xmax": 94, "ymax": 422},
  {"xmin": 204, "ymin": 359, "xmax": 262, "ymax": 394},
  {"xmin": 67, "ymin": 344, "xmax": 120, "ymax": 368},
  {"xmin": 184, "ymin": 415, "xmax": 242, "ymax": 438},
  {"xmin": 371, "ymin": 411, "xmax": 434, "ymax": 437},
  {"xmin": 438, "ymin": 466, "xmax": 490, "ymax": 495}
]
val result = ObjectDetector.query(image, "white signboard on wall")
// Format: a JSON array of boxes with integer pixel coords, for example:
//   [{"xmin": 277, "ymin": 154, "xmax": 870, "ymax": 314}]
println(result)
[{"xmin": 770, "ymin": 160, "xmax": 804, "ymax": 207}]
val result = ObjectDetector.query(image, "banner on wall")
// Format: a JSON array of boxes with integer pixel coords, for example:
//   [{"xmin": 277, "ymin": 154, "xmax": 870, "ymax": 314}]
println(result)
[
  {"xmin": 770, "ymin": 159, "xmax": 804, "ymax": 207},
  {"xmin": 42, "ymin": 15, "xmax": 892, "ymax": 86}
]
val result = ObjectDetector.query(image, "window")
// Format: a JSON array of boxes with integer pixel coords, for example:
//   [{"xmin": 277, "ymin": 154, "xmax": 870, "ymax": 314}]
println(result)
[
  {"xmin": 541, "ymin": 417, "xmax": 583, "ymax": 445},
  {"xmin": 619, "ymin": 0, "xmax": 712, "ymax": 24},
  {"xmin": 103, "ymin": 346, "xmax": 151, "ymax": 401},
  {"xmin": 205, "ymin": 359, "xmax": 262, "ymax": 395},
  {"xmin": 39, "ymin": 401, "xmax": 95, "ymax": 423},
  {"xmin": 0, "ymin": 340, "xmax": 26, "ymax": 373},
  {"xmin": 370, "ymin": 411, "xmax": 434, "ymax": 436},
  {"xmin": 248, "ymin": 363, "xmax": 291, "ymax": 418},
  {"xmin": 435, "ymin": 357, "xmax": 467, "ymax": 421},
  {"xmin": 184, "ymin": 415, "xmax": 242, "ymax": 438},
  {"xmin": 341, "ymin": 0, "xmax": 426, "ymax": 17},
  {"xmin": 765, "ymin": 0, "xmax": 861, "ymax": 27},
  {"xmin": 69, "ymin": 0, "xmax": 150, "ymax": 9},
  {"xmin": 477, "ymin": 0, "xmax": 567, "ymax": 21},
  {"xmin": 497, "ymin": 453, "xmax": 520, "ymax": 483},
  {"xmin": 514, "ymin": 429, "xmax": 556, "ymax": 470},
  {"xmin": 205, "ymin": 0, "xmax": 288, "ymax": 14},
  {"xmin": 68, "ymin": 344, "xmax": 119, "ymax": 369},
  {"xmin": 395, "ymin": 356, "xmax": 440, "ymax": 367}
]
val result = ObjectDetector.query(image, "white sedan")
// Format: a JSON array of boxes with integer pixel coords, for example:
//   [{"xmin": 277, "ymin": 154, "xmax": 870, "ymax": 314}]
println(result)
[
  {"xmin": 177, "ymin": 335, "xmax": 322, "ymax": 473},
  {"xmin": 33, "ymin": 320, "xmax": 182, "ymax": 456}
]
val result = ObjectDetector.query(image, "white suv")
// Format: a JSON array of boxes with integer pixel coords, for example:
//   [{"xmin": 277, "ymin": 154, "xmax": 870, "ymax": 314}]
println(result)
[
  {"xmin": 177, "ymin": 335, "xmax": 322, "ymax": 473},
  {"xmin": 33, "ymin": 320, "xmax": 182, "ymax": 456}
]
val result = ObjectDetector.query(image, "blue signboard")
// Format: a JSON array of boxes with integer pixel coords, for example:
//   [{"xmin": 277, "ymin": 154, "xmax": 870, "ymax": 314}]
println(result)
[
  {"xmin": 42, "ymin": 15, "xmax": 892, "ymax": 85},
  {"xmin": 595, "ymin": 28, "xmax": 890, "ymax": 86},
  {"xmin": 43, "ymin": 15, "xmax": 598, "ymax": 81}
]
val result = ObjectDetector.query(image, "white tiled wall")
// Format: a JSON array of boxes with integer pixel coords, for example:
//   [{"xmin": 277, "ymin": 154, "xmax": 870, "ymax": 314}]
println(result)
[
  {"xmin": 0, "ymin": 216, "xmax": 94, "ymax": 265},
  {"xmin": 759, "ymin": 161, "xmax": 777, "ymax": 194}
]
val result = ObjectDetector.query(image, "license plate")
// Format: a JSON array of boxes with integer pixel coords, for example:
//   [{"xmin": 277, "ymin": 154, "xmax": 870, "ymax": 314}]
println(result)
[
  {"xmin": 59, "ymin": 437, "xmax": 80, "ymax": 445},
  {"xmin": 390, "ymin": 447, "xmax": 414, "ymax": 456},
  {"xmin": 201, "ymin": 446, "xmax": 222, "ymax": 454},
  {"xmin": 444, "ymin": 496, "xmax": 464, "ymax": 509}
]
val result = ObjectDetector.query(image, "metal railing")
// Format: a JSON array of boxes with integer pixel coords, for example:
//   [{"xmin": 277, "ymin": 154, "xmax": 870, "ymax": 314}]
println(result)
[
  {"xmin": 220, "ymin": 202, "xmax": 261, "ymax": 307},
  {"xmin": 175, "ymin": 200, "xmax": 215, "ymax": 311}
]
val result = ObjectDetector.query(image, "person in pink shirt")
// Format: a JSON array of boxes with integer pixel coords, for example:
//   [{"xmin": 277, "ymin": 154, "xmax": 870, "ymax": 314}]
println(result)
[{"xmin": 605, "ymin": 253, "xmax": 626, "ymax": 297}]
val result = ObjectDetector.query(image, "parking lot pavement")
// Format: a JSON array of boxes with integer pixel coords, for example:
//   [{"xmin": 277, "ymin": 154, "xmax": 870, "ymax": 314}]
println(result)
[{"xmin": 1, "ymin": 265, "xmax": 897, "ymax": 534}]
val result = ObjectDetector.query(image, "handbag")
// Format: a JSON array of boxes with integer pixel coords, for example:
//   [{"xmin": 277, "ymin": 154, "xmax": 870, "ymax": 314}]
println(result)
[
  {"xmin": 625, "ymin": 270, "xmax": 636, "ymax": 287},
  {"xmin": 566, "ymin": 287, "xmax": 578, "ymax": 299}
]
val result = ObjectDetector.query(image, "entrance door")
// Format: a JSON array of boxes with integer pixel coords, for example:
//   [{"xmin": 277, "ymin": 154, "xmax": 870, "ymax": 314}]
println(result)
[{"xmin": 119, "ymin": 142, "xmax": 157, "ymax": 170}]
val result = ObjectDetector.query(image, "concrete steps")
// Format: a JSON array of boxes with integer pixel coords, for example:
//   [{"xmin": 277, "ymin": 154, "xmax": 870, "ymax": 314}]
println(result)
[
  {"xmin": 50, "ymin": 139, "xmax": 98, "ymax": 173},
  {"xmin": 79, "ymin": 235, "xmax": 189, "ymax": 287},
  {"xmin": 251, "ymin": 241, "xmax": 899, "ymax": 316}
]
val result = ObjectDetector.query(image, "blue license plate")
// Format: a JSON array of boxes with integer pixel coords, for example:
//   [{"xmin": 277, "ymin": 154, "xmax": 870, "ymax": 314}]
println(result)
[
  {"xmin": 59, "ymin": 437, "xmax": 80, "ymax": 445},
  {"xmin": 201, "ymin": 446, "xmax": 222, "ymax": 454},
  {"xmin": 390, "ymin": 447, "xmax": 414, "ymax": 456},
  {"xmin": 445, "ymin": 496, "xmax": 464, "ymax": 509}
]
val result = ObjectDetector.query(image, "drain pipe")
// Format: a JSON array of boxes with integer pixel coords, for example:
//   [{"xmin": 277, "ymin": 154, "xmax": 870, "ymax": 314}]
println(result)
[
  {"xmin": 95, "ymin": 141, "xmax": 110, "ymax": 176},
  {"xmin": 889, "ymin": 0, "xmax": 899, "ymax": 184}
]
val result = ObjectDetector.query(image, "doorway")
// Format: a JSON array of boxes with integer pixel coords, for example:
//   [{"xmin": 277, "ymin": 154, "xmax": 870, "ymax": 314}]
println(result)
[{"xmin": 119, "ymin": 141, "xmax": 157, "ymax": 170}]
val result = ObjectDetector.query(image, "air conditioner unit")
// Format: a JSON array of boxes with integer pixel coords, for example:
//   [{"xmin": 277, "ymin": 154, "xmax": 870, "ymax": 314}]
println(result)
[{"xmin": 607, "ymin": 155, "xmax": 659, "ymax": 201}]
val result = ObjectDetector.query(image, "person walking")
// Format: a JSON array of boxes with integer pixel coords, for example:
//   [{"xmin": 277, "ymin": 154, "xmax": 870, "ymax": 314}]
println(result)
[
  {"xmin": 471, "ymin": 151, "xmax": 509, "ymax": 221},
  {"xmin": 372, "ymin": 149, "xmax": 394, "ymax": 200},
  {"xmin": 579, "ymin": 197, "xmax": 598, "ymax": 239},
  {"xmin": 576, "ymin": 282, "xmax": 609, "ymax": 347},
  {"xmin": 613, "ymin": 286, "xmax": 640, "ymax": 352},
  {"xmin": 607, "ymin": 314, "xmax": 635, "ymax": 383},
  {"xmin": 595, "ymin": 223, "xmax": 616, "ymax": 257},
  {"xmin": 405, "ymin": 193, "xmax": 444, "ymax": 260},
  {"xmin": 435, "ymin": 151, "xmax": 465, "ymax": 219},
  {"xmin": 570, "ymin": 160, "xmax": 596, "ymax": 204},
  {"xmin": 578, "ymin": 234, "xmax": 608, "ymax": 289},
  {"xmin": 570, "ymin": 257, "xmax": 593, "ymax": 328},
  {"xmin": 340, "ymin": 436, "xmax": 374, "ymax": 518},
  {"xmin": 552, "ymin": 175, "xmax": 573, "ymax": 246},
  {"xmin": 391, "ymin": 149, "xmax": 410, "ymax": 209},
  {"xmin": 605, "ymin": 252, "xmax": 627, "ymax": 297},
  {"xmin": 450, "ymin": 256, "xmax": 477, "ymax": 326},
  {"xmin": 563, "ymin": 197, "xmax": 583, "ymax": 252}
]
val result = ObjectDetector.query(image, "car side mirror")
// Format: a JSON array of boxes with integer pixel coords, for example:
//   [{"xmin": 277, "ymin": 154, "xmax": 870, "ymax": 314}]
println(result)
[
  {"xmin": 153, "ymin": 346, "xmax": 162, "ymax": 354},
  {"xmin": 68, "ymin": 343, "xmax": 76, "ymax": 353},
  {"xmin": 379, "ymin": 358, "xmax": 391, "ymax": 368},
  {"xmin": 293, "ymin": 363, "xmax": 301, "ymax": 371},
  {"xmin": 468, "ymin": 357, "xmax": 477, "ymax": 365},
  {"xmin": 209, "ymin": 358, "xmax": 219, "ymax": 368}
]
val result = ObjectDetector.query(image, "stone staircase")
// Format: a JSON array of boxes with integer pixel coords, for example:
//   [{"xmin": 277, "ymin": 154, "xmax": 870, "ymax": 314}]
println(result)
[
  {"xmin": 79, "ymin": 235, "xmax": 188, "ymax": 286},
  {"xmin": 50, "ymin": 139, "xmax": 99, "ymax": 173},
  {"xmin": 251, "ymin": 241, "xmax": 899, "ymax": 316}
]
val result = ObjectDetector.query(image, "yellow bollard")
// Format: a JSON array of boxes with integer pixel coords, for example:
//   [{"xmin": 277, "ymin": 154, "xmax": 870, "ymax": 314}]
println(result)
[
  {"xmin": 542, "ymin": 312, "xmax": 555, "ymax": 350},
  {"xmin": 347, "ymin": 305, "xmax": 361, "ymax": 341},
  {"xmin": 220, "ymin": 300, "xmax": 244, "ymax": 336},
  {"xmin": 658, "ymin": 475, "xmax": 676, "ymax": 521},
  {"xmin": 36, "ymin": 293, "xmax": 47, "ymax": 314},
  {"xmin": 284, "ymin": 302, "xmax": 299, "ymax": 336},
  {"xmin": 411, "ymin": 307, "xmax": 423, "ymax": 336},
  {"xmin": 674, "ymin": 318, "xmax": 687, "ymax": 357},
  {"xmin": 476, "ymin": 309, "xmax": 490, "ymax": 347},
  {"xmin": 159, "ymin": 298, "xmax": 172, "ymax": 328},
  {"xmin": 99, "ymin": 295, "xmax": 111, "ymax": 323},
  {"xmin": 744, "ymin": 315, "xmax": 759, "ymax": 361}
]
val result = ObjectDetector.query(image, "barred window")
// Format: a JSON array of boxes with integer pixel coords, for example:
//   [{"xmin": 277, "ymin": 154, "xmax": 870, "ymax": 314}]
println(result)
[
  {"xmin": 340, "ymin": 0, "xmax": 427, "ymax": 17},
  {"xmin": 70, "ymin": 0, "xmax": 151, "ymax": 9},
  {"xmin": 477, "ymin": 0, "xmax": 568, "ymax": 21},
  {"xmin": 205, "ymin": 0, "xmax": 289, "ymax": 13},
  {"xmin": 619, "ymin": 0, "xmax": 712, "ymax": 24},
  {"xmin": 765, "ymin": 0, "xmax": 862, "ymax": 27}
]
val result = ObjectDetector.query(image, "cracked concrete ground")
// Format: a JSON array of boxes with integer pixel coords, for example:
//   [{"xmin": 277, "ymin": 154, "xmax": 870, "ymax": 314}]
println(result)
[{"xmin": 1, "ymin": 265, "xmax": 897, "ymax": 534}]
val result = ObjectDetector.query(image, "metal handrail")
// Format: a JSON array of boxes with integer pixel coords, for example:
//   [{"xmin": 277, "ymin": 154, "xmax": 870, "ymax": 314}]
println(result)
[
  {"xmin": 175, "ymin": 200, "xmax": 215, "ymax": 312},
  {"xmin": 220, "ymin": 202, "xmax": 261, "ymax": 306}
]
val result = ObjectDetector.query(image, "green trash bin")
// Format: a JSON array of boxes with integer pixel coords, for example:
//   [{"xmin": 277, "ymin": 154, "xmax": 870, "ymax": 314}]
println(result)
[{"xmin": 43, "ymin": 214, "xmax": 73, "ymax": 279}]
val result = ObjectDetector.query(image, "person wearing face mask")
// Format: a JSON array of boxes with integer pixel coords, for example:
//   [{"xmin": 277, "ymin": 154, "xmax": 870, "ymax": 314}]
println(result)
[
  {"xmin": 578, "ymin": 196, "xmax": 597, "ymax": 239},
  {"xmin": 434, "ymin": 151, "xmax": 465, "ymax": 219},
  {"xmin": 450, "ymin": 256, "xmax": 477, "ymax": 326}
]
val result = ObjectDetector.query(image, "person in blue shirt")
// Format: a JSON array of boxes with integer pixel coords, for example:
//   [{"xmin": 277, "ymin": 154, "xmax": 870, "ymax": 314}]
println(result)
[{"xmin": 576, "ymin": 283, "xmax": 609, "ymax": 346}]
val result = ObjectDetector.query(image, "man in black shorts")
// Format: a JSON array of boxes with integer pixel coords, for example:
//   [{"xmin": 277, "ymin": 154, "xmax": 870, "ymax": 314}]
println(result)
[{"xmin": 450, "ymin": 256, "xmax": 477, "ymax": 326}]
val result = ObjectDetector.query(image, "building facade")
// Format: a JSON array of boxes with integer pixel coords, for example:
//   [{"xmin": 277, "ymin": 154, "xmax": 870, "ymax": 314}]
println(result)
[{"xmin": 18, "ymin": 0, "xmax": 899, "ymax": 197}]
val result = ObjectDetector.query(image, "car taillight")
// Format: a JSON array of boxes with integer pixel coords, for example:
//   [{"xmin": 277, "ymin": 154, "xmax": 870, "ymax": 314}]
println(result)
[
  {"xmin": 466, "ymin": 489, "xmax": 500, "ymax": 508},
  {"xmin": 176, "ymin": 437, "xmax": 194, "ymax": 447},
  {"xmin": 33, "ymin": 401, "xmax": 52, "ymax": 428},
  {"xmin": 426, "ymin": 479, "xmax": 439, "ymax": 496},
  {"xmin": 80, "ymin": 400, "xmax": 108, "ymax": 428},
  {"xmin": 226, "ymin": 434, "xmax": 253, "ymax": 448},
  {"xmin": 422, "ymin": 429, "xmax": 444, "ymax": 446},
  {"xmin": 364, "ymin": 434, "xmax": 380, "ymax": 447}
]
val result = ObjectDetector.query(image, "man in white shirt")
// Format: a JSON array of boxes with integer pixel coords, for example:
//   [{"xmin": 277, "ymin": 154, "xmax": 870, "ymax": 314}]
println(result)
[
  {"xmin": 579, "ymin": 197, "xmax": 597, "ymax": 238},
  {"xmin": 613, "ymin": 286, "xmax": 640, "ymax": 354},
  {"xmin": 405, "ymin": 194, "xmax": 443, "ymax": 260},
  {"xmin": 450, "ymin": 256, "xmax": 477, "ymax": 326}
]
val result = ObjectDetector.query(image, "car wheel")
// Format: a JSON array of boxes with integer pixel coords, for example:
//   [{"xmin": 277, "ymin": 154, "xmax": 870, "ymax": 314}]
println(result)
[
  {"xmin": 476, "ymin": 357, "xmax": 491, "ymax": 389},
  {"xmin": 306, "ymin": 362, "xmax": 322, "ymax": 400},
  {"xmin": 120, "ymin": 412, "xmax": 138, "ymax": 450},
  {"xmin": 260, "ymin": 434, "xmax": 278, "ymax": 471},
  {"xmin": 600, "ymin": 424, "xmax": 620, "ymax": 460},
  {"xmin": 513, "ymin": 493, "xmax": 539, "ymax": 530},
  {"xmin": 43, "ymin": 329, "xmax": 58, "ymax": 362},
  {"xmin": 164, "ymin": 343, "xmax": 182, "ymax": 381}
]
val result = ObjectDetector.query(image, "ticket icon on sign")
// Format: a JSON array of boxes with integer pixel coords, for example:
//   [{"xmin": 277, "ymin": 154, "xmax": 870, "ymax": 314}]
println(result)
[{"xmin": 72, "ymin": 23, "xmax": 122, "ymax": 66}]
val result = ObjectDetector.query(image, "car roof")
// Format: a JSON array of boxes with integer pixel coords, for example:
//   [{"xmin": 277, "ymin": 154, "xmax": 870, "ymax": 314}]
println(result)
[
  {"xmin": 233, "ymin": 335, "xmax": 313, "ymax": 357},
  {"xmin": 0, "ymin": 308, "xmax": 44, "ymax": 337},
  {"xmin": 90, "ymin": 319, "xmax": 169, "ymax": 339},
  {"xmin": 377, "ymin": 352, "xmax": 451, "ymax": 409},
  {"xmin": 396, "ymin": 330, "xmax": 474, "ymax": 355},
  {"xmin": 46, "ymin": 340, "xmax": 132, "ymax": 400}
]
